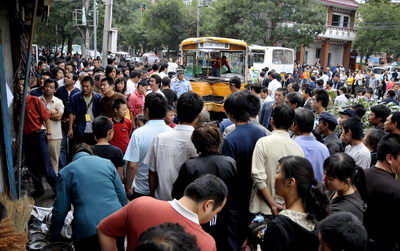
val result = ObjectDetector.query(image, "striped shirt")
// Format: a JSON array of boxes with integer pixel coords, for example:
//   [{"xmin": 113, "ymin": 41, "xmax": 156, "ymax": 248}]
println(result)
[{"xmin": 144, "ymin": 125, "xmax": 197, "ymax": 200}]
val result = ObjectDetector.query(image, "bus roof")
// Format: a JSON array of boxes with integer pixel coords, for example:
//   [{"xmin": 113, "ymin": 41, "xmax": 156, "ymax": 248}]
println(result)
[
  {"xmin": 249, "ymin": 45, "xmax": 294, "ymax": 52},
  {"xmin": 180, "ymin": 37, "xmax": 248, "ymax": 48}
]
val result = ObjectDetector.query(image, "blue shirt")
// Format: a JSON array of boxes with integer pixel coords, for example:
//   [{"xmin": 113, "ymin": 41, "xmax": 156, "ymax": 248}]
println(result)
[
  {"xmin": 294, "ymin": 135, "xmax": 330, "ymax": 182},
  {"xmin": 55, "ymin": 86, "xmax": 81, "ymax": 120},
  {"xmin": 68, "ymin": 92, "xmax": 101, "ymax": 136},
  {"xmin": 171, "ymin": 79, "xmax": 192, "ymax": 98},
  {"xmin": 30, "ymin": 87, "xmax": 44, "ymax": 97},
  {"xmin": 259, "ymin": 101, "xmax": 274, "ymax": 129},
  {"xmin": 50, "ymin": 152, "xmax": 128, "ymax": 240},
  {"xmin": 219, "ymin": 118, "xmax": 233, "ymax": 133},
  {"xmin": 222, "ymin": 123, "xmax": 266, "ymax": 210},
  {"xmin": 124, "ymin": 120, "xmax": 172, "ymax": 195}
]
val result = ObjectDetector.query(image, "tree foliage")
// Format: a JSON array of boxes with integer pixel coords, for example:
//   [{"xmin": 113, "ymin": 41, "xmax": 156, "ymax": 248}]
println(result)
[
  {"xmin": 354, "ymin": 1, "xmax": 400, "ymax": 60},
  {"xmin": 203, "ymin": 0, "xmax": 326, "ymax": 48},
  {"xmin": 34, "ymin": 0, "xmax": 81, "ymax": 53}
]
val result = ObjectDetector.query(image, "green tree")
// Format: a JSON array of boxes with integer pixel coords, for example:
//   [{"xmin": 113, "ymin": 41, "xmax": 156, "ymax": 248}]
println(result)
[
  {"xmin": 204, "ymin": 0, "xmax": 326, "ymax": 49},
  {"xmin": 34, "ymin": 0, "xmax": 81, "ymax": 53},
  {"xmin": 354, "ymin": 1, "xmax": 400, "ymax": 62},
  {"xmin": 141, "ymin": 0, "xmax": 196, "ymax": 52}
]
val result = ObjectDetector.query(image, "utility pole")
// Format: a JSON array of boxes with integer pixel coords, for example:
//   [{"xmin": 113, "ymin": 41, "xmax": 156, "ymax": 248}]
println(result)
[
  {"xmin": 93, "ymin": 0, "xmax": 97, "ymax": 58},
  {"xmin": 102, "ymin": 0, "xmax": 113, "ymax": 67},
  {"xmin": 82, "ymin": 0, "xmax": 90, "ymax": 59},
  {"xmin": 196, "ymin": 0, "xmax": 200, "ymax": 37}
]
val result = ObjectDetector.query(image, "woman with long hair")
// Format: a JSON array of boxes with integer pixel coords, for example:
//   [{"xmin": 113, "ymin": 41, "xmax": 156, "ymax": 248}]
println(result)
[
  {"xmin": 262, "ymin": 156, "xmax": 330, "ymax": 251},
  {"xmin": 323, "ymin": 153, "xmax": 367, "ymax": 221},
  {"xmin": 105, "ymin": 65, "xmax": 117, "ymax": 80},
  {"xmin": 114, "ymin": 77, "xmax": 127, "ymax": 95}
]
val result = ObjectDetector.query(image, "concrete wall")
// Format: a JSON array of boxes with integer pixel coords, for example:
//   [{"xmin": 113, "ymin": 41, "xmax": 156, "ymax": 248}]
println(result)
[{"xmin": 304, "ymin": 41, "xmax": 345, "ymax": 67}]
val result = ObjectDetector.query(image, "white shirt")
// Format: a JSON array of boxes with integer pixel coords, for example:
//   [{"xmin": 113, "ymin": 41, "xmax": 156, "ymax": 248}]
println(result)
[
  {"xmin": 159, "ymin": 72, "xmax": 168, "ymax": 79},
  {"xmin": 126, "ymin": 79, "xmax": 136, "ymax": 95},
  {"xmin": 74, "ymin": 80, "xmax": 81, "ymax": 90},
  {"xmin": 268, "ymin": 79, "xmax": 282, "ymax": 101},
  {"xmin": 144, "ymin": 125, "xmax": 198, "ymax": 200},
  {"xmin": 146, "ymin": 89, "xmax": 166, "ymax": 97},
  {"xmin": 334, "ymin": 94, "xmax": 348, "ymax": 105},
  {"xmin": 39, "ymin": 95, "xmax": 64, "ymax": 140},
  {"xmin": 57, "ymin": 78, "xmax": 65, "ymax": 88},
  {"xmin": 345, "ymin": 143, "xmax": 371, "ymax": 169},
  {"xmin": 168, "ymin": 62, "xmax": 178, "ymax": 73}
]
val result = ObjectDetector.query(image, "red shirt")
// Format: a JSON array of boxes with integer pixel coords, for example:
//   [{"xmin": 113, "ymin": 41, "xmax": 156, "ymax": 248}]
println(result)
[
  {"xmin": 24, "ymin": 95, "xmax": 50, "ymax": 134},
  {"xmin": 127, "ymin": 90, "xmax": 145, "ymax": 118},
  {"xmin": 97, "ymin": 197, "xmax": 216, "ymax": 251},
  {"xmin": 110, "ymin": 117, "xmax": 132, "ymax": 153}
]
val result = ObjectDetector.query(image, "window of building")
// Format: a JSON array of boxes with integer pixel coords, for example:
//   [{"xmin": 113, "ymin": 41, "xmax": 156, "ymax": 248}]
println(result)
[
  {"xmin": 332, "ymin": 14, "xmax": 341, "ymax": 26},
  {"xmin": 331, "ymin": 13, "xmax": 351, "ymax": 28},
  {"xmin": 316, "ymin": 48, "xmax": 321, "ymax": 59}
]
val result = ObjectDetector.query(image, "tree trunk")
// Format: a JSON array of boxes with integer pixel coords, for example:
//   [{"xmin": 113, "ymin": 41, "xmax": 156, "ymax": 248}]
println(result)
[
  {"xmin": 60, "ymin": 35, "xmax": 66, "ymax": 54},
  {"xmin": 67, "ymin": 35, "xmax": 73, "ymax": 54}
]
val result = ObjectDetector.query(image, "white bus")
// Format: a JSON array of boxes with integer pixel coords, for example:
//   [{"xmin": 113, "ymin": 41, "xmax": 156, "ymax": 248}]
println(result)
[{"xmin": 249, "ymin": 45, "xmax": 295, "ymax": 74}]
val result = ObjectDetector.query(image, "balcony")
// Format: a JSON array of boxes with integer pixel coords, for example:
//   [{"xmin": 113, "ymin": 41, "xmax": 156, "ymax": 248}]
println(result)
[{"xmin": 318, "ymin": 25, "xmax": 357, "ymax": 41}]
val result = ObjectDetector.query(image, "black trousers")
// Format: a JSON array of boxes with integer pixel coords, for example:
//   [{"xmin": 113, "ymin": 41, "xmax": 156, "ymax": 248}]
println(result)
[
  {"xmin": 23, "ymin": 130, "xmax": 56, "ymax": 193},
  {"xmin": 74, "ymin": 234, "xmax": 125, "ymax": 251}
]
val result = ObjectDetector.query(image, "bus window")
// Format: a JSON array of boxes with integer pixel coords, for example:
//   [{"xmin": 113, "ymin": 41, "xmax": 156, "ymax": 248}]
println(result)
[
  {"xmin": 251, "ymin": 50, "xmax": 265, "ymax": 63},
  {"xmin": 272, "ymin": 49, "xmax": 293, "ymax": 64}
]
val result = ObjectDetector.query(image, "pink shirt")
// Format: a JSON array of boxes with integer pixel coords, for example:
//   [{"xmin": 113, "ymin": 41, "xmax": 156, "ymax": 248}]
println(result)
[{"xmin": 128, "ymin": 90, "xmax": 145, "ymax": 118}]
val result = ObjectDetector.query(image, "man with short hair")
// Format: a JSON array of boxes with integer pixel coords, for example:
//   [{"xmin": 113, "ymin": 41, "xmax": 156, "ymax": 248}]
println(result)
[
  {"xmin": 40, "ymin": 79, "xmax": 64, "ymax": 174},
  {"xmin": 259, "ymin": 87, "xmax": 288, "ymax": 129},
  {"xmin": 100, "ymin": 77, "xmax": 126, "ymax": 118},
  {"xmin": 318, "ymin": 112, "xmax": 344, "ymax": 155},
  {"xmin": 302, "ymin": 86, "xmax": 314, "ymax": 110},
  {"xmin": 35, "ymin": 61, "xmax": 47, "ymax": 79},
  {"xmin": 228, "ymin": 76, "xmax": 241, "ymax": 94},
  {"xmin": 370, "ymin": 104, "xmax": 391, "ymax": 130},
  {"xmin": 312, "ymin": 89, "xmax": 329, "ymax": 115},
  {"xmin": 341, "ymin": 118, "xmax": 371, "ymax": 169},
  {"xmin": 74, "ymin": 71, "xmax": 89, "ymax": 90},
  {"xmin": 161, "ymin": 76, "xmax": 177, "ymax": 107},
  {"xmin": 251, "ymin": 104, "xmax": 304, "ymax": 216},
  {"xmin": 292, "ymin": 108, "xmax": 330, "ymax": 181},
  {"xmin": 31, "ymin": 72, "xmax": 51, "ymax": 97},
  {"xmin": 221, "ymin": 91, "xmax": 267, "ymax": 250},
  {"xmin": 382, "ymin": 89, "xmax": 400, "ymax": 105},
  {"xmin": 268, "ymin": 72, "xmax": 282, "ymax": 101},
  {"xmin": 384, "ymin": 112, "xmax": 400, "ymax": 134},
  {"xmin": 97, "ymin": 175, "xmax": 226, "ymax": 251},
  {"xmin": 317, "ymin": 212, "xmax": 367, "ymax": 251},
  {"xmin": 55, "ymin": 72, "xmax": 81, "ymax": 167},
  {"xmin": 128, "ymin": 80, "xmax": 148, "ymax": 120},
  {"xmin": 68, "ymin": 76, "xmax": 102, "ymax": 145},
  {"xmin": 363, "ymin": 134, "xmax": 400, "ymax": 250},
  {"xmin": 171, "ymin": 70, "xmax": 192, "ymax": 98},
  {"xmin": 145, "ymin": 92, "xmax": 204, "ymax": 200},
  {"xmin": 22, "ymin": 84, "xmax": 57, "ymax": 198},
  {"xmin": 284, "ymin": 92, "xmax": 303, "ymax": 110},
  {"xmin": 147, "ymin": 74, "xmax": 165, "ymax": 97},
  {"xmin": 126, "ymin": 70, "xmax": 141, "ymax": 95},
  {"xmin": 124, "ymin": 93, "xmax": 172, "ymax": 199}
]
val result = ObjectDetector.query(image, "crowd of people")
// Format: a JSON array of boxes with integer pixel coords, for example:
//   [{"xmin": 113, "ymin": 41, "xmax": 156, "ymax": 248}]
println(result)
[{"xmin": 12, "ymin": 51, "xmax": 400, "ymax": 251}]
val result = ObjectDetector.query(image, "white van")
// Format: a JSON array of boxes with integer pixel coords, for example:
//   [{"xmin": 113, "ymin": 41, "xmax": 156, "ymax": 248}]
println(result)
[{"xmin": 249, "ymin": 45, "xmax": 295, "ymax": 74}]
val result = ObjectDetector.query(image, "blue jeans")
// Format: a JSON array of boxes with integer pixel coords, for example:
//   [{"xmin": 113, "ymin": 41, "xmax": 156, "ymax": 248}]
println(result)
[
  {"xmin": 59, "ymin": 123, "xmax": 68, "ymax": 169},
  {"xmin": 23, "ymin": 130, "xmax": 57, "ymax": 193}
]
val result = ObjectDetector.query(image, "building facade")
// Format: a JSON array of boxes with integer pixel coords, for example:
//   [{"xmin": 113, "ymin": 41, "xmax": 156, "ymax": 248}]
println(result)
[{"xmin": 296, "ymin": 0, "xmax": 358, "ymax": 69}]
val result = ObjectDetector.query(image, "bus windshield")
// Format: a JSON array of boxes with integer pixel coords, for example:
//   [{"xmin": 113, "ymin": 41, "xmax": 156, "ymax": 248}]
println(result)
[
  {"xmin": 183, "ymin": 50, "xmax": 245, "ymax": 81},
  {"xmin": 272, "ymin": 49, "xmax": 293, "ymax": 64}
]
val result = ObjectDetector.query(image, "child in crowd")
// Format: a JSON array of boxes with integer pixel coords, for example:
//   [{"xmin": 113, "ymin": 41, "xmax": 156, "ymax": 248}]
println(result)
[
  {"xmin": 134, "ymin": 114, "xmax": 147, "ymax": 128},
  {"xmin": 109, "ymin": 99, "xmax": 133, "ymax": 154},
  {"xmin": 92, "ymin": 116, "xmax": 125, "ymax": 180},
  {"xmin": 164, "ymin": 106, "xmax": 176, "ymax": 128}
]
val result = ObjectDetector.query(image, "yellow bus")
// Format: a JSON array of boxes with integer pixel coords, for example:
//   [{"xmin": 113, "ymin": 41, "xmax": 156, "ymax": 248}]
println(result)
[{"xmin": 180, "ymin": 37, "xmax": 249, "ymax": 112}]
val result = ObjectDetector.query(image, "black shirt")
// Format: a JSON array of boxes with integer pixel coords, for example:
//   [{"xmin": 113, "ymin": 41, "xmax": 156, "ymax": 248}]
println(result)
[
  {"xmin": 364, "ymin": 166, "xmax": 400, "ymax": 245},
  {"xmin": 263, "ymin": 215, "xmax": 319, "ymax": 251},
  {"xmin": 161, "ymin": 88, "xmax": 177, "ymax": 107},
  {"xmin": 323, "ymin": 133, "xmax": 344, "ymax": 155},
  {"xmin": 172, "ymin": 153, "xmax": 237, "ymax": 199},
  {"xmin": 330, "ymin": 191, "xmax": 366, "ymax": 221},
  {"xmin": 92, "ymin": 144, "xmax": 125, "ymax": 168}
]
